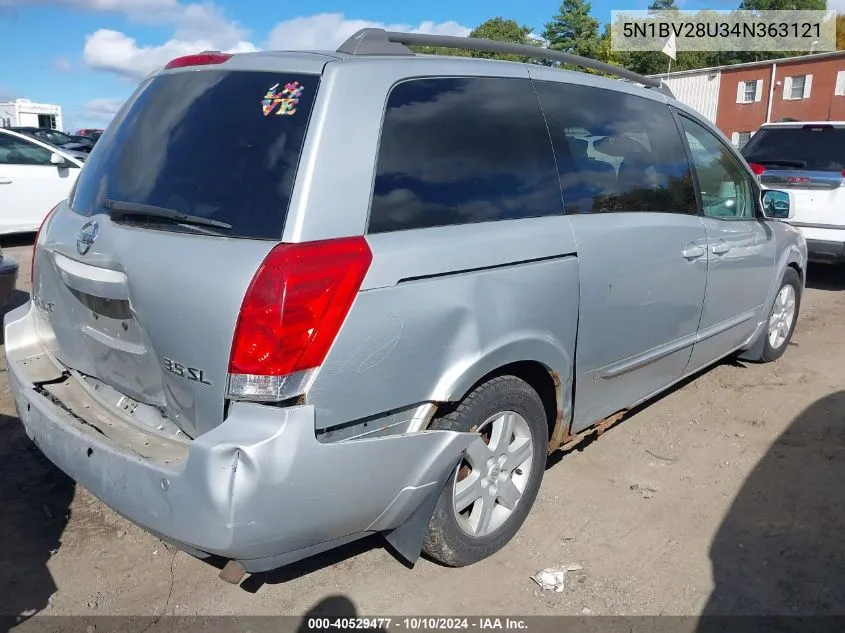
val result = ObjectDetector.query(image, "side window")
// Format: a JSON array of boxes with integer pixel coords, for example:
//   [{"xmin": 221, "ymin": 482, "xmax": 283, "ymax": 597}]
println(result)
[
  {"xmin": 534, "ymin": 81, "xmax": 697, "ymax": 215},
  {"xmin": 0, "ymin": 135, "xmax": 54, "ymax": 166},
  {"xmin": 680, "ymin": 116, "xmax": 755, "ymax": 220},
  {"xmin": 368, "ymin": 77, "xmax": 562, "ymax": 234}
]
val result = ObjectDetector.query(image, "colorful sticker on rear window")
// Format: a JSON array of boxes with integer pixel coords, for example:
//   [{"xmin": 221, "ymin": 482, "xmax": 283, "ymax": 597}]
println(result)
[{"xmin": 262, "ymin": 81, "xmax": 304, "ymax": 117}]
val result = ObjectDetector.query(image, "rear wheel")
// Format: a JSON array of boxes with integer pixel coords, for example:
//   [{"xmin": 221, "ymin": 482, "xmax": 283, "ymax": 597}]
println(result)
[{"xmin": 421, "ymin": 375, "xmax": 548, "ymax": 567}]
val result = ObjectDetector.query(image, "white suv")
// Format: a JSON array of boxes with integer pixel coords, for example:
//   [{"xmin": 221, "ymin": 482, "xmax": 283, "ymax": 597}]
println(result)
[{"xmin": 742, "ymin": 121, "xmax": 845, "ymax": 265}]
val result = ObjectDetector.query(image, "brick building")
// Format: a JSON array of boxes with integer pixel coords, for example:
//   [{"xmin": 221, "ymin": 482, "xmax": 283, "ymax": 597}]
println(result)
[{"xmin": 657, "ymin": 50, "xmax": 845, "ymax": 149}]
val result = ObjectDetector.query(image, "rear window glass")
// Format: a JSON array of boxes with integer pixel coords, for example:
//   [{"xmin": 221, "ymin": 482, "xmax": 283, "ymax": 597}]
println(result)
[
  {"xmin": 368, "ymin": 77, "xmax": 562, "ymax": 234},
  {"xmin": 741, "ymin": 126, "xmax": 845, "ymax": 172},
  {"xmin": 70, "ymin": 70, "xmax": 319, "ymax": 239}
]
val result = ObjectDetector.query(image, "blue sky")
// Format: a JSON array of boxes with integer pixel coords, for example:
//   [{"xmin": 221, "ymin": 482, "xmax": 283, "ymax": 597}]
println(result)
[{"xmin": 0, "ymin": 0, "xmax": 773, "ymax": 131}]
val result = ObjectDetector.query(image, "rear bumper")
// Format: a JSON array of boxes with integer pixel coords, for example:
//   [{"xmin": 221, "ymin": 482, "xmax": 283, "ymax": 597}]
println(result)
[
  {"xmin": 806, "ymin": 239, "xmax": 845, "ymax": 264},
  {"xmin": 788, "ymin": 224, "xmax": 845, "ymax": 264},
  {"xmin": 0, "ymin": 255, "xmax": 19, "ymax": 309},
  {"xmin": 4, "ymin": 302, "xmax": 473, "ymax": 573}
]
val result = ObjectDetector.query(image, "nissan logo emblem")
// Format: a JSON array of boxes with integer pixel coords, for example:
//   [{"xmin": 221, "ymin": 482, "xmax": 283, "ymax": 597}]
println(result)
[{"xmin": 77, "ymin": 220, "xmax": 98, "ymax": 256}]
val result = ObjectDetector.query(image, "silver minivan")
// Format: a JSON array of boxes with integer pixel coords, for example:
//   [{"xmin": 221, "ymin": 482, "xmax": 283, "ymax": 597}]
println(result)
[{"xmin": 4, "ymin": 29, "xmax": 807, "ymax": 581}]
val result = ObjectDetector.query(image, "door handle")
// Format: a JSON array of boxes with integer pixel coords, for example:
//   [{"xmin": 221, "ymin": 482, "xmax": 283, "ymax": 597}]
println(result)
[
  {"xmin": 682, "ymin": 243, "xmax": 705, "ymax": 259},
  {"xmin": 0, "ymin": 177, "xmax": 12, "ymax": 185},
  {"xmin": 711, "ymin": 240, "xmax": 731, "ymax": 255}
]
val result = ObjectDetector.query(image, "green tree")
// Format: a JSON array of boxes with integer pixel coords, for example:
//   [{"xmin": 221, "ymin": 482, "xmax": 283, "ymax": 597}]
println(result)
[
  {"xmin": 411, "ymin": 17, "xmax": 539, "ymax": 62},
  {"xmin": 739, "ymin": 0, "xmax": 825, "ymax": 9},
  {"xmin": 468, "ymin": 17, "xmax": 541, "ymax": 62},
  {"xmin": 838, "ymin": 14, "xmax": 845, "ymax": 50},
  {"xmin": 542, "ymin": 0, "xmax": 602, "ymax": 60},
  {"xmin": 648, "ymin": 0, "xmax": 679, "ymax": 11}
]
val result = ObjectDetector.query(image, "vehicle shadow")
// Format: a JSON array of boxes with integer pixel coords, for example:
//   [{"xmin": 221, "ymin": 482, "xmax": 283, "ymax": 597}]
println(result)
[
  {"xmin": 239, "ymin": 535, "xmax": 388, "ymax": 593},
  {"xmin": 0, "ymin": 290, "xmax": 30, "ymax": 345},
  {"xmin": 805, "ymin": 263, "xmax": 845, "ymax": 291},
  {"xmin": 0, "ymin": 412, "xmax": 75, "ymax": 620},
  {"xmin": 0, "ymin": 233, "xmax": 36, "ymax": 249},
  {"xmin": 698, "ymin": 390, "xmax": 845, "ymax": 621},
  {"xmin": 296, "ymin": 594, "xmax": 387, "ymax": 632}
]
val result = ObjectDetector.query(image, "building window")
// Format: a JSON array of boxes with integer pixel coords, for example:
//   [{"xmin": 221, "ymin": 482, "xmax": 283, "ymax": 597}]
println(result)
[
  {"xmin": 784, "ymin": 75, "xmax": 812, "ymax": 100},
  {"xmin": 737, "ymin": 131, "xmax": 752, "ymax": 149},
  {"xmin": 37, "ymin": 114, "xmax": 57, "ymax": 129},
  {"xmin": 736, "ymin": 79, "xmax": 761, "ymax": 104},
  {"xmin": 790, "ymin": 76, "xmax": 805, "ymax": 99},
  {"xmin": 743, "ymin": 82, "xmax": 756, "ymax": 103},
  {"xmin": 835, "ymin": 70, "xmax": 845, "ymax": 96}
]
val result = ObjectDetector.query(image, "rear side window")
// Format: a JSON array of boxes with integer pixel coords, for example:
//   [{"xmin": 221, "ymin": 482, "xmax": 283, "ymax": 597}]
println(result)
[
  {"xmin": 741, "ymin": 126, "xmax": 845, "ymax": 172},
  {"xmin": 368, "ymin": 77, "xmax": 562, "ymax": 234},
  {"xmin": 534, "ymin": 81, "xmax": 696, "ymax": 215},
  {"xmin": 70, "ymin": 71, "xmax": 319, "ymax": 239}
]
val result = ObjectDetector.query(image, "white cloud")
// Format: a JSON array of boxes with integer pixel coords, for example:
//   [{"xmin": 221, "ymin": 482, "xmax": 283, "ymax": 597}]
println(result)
[
  {"xmin": 53, "ymin": 55, "xmax": 72, "ymax": 70},
  {"xmin": 84, "ymin": 10, "xmax": 470, "ymax": 80},
  {"xmin": 82, "ymin": 97, "xmax": 123, "ymax": 122},
  {"xmin": 83, "ymin": 28, "xmax": 256, "ymax": 79},
  {"xmin": 267, "ymin": 13, "xmax": 470, "ymax": 50},
  {"xmin": 9, "ymin": 1, "xmax": 472, "ymax": 81},
  {"xmin": 0, "ymin": 0, "xmax": 180, "ymax": 21}
]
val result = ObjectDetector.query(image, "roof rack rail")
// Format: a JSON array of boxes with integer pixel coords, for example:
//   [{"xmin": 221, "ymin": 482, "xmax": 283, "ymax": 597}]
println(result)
[{"xmin": 336, "ymin": 28, "xmax": 672, "ymax": 95}]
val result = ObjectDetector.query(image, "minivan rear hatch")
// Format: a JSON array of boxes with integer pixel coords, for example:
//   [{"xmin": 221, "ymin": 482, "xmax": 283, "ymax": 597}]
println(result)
[
  {"xmin": 741, "ymin": 124, "xmax": 845, "ymax": 223},
  {"xmin": 32, "ymin": 63, "xmax": 322, "ymax": 438}
]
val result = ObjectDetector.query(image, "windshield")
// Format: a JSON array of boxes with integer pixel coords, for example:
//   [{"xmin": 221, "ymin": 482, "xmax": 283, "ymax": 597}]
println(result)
[
  {"xmin": 70, "ymin": 70, "xmax": 320, "ymax": 239},
  {"xmin": 741, "ymin": 126, "xmax": 845, "ymax": 172}
]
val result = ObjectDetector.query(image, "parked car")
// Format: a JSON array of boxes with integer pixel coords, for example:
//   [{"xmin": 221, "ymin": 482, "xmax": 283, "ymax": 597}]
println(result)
[
  {"xmin": 76, "ymin": 128, "xmax": 104, "ymax": 139},
  {"xmin": 11, "ymin": 127, "xmax": 95, "ymax": 153},
  {"xmin": 4, "ymin": 29, "xmax": 807, "ymax": 581},
  {"xmin": 0, "ymin": 127, "xmax": 85, "ymax": 234},
  {"xmin": 741, "ymin": 121, "xmax": 845, "ymax": 265}
]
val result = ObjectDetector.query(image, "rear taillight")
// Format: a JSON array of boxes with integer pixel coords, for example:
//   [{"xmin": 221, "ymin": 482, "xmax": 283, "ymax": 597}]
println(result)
[
  {"xmin": 227, "ymin": 236, "xmax": 373, "ymax": 401},
  {"xmin": 32, "ymin": 203, "xmax": 60, "ymax": 285},
  {"xmin": 164, "ymin": 52, "xmax": 232, "ymax": 70},
  {"xmin": 749, "ymin": 163, "xmax": 766, "ymax": 176}
]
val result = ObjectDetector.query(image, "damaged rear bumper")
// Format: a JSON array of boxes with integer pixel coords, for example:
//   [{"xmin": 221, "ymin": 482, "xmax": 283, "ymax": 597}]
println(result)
[{"xmin": 4, "ymin": 302, "xmax": 474, "ymax": 573}]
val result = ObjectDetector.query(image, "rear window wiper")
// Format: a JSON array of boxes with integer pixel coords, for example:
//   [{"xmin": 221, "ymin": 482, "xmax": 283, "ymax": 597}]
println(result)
[
  {"xmin": 102, "ymin": 199, "xmax": 233, "ymax": 230},
  {"xmin": 752, "ymin": 159, "xmax": 807, "ymax": 169}
]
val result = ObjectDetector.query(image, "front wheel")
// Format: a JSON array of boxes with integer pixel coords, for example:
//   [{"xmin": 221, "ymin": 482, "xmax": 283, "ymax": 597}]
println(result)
[
  {"xmin": 759, "ymin": 267, "xmax": 801, "ymax": 362},
  {"xmin": 421, "ymin": 375, "xmax": 548, "ymax": 567}
]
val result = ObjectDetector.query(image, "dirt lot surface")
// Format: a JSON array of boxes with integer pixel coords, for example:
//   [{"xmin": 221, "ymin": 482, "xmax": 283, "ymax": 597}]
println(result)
[{"xmin": 2, "ymin": 235, "xmax": 845, "ymax": 621}]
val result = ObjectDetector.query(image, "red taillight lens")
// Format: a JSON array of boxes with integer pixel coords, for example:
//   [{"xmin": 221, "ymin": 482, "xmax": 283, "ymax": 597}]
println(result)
[
  {"xmin": 749, "ymin": 163, "xmax": 766, "ymax": 176},
  {"xmin": 32, "ymin": 203, "xmax": 60, "ymax": 285},
  {"xmin": 228, "ymin": 237, "xmax": 372, "ymax": 383},
  {"xmin": 164, "ymin": 52, "xmax": 232, "ymax": 70}
]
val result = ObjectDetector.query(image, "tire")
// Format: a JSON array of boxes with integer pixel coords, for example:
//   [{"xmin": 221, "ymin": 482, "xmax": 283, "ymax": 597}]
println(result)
[
  {"xmin": 758, "ymin": 267, "xmax": 802, "ymax": 363},
  {"xmin": 421, "ymin": 375, "xmax": 548, "ymax": 567}
]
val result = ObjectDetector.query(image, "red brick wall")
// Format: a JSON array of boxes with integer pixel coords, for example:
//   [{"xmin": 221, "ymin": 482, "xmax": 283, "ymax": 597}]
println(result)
[
  {"xmin": 770, "ymin": 57, "xmax": 845, "ymax": 122},
  {"xmin": 715, "ymin": 55, "xmax": 845, "ymax": 140},
  {"xmin": 716, "ymin": 67, "xmax": 771, "ymax": 139}
]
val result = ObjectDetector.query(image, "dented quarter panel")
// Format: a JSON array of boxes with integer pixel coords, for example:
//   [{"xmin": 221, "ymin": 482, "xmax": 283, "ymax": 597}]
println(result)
[{"xmin": 308, "ymin": 217, "xmax": 580, "ymax": 431}]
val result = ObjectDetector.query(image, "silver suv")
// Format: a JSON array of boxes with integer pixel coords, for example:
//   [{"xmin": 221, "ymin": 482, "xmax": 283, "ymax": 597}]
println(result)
[{"xmin": 4, "ymin": 29, "xmax": 807, "ymax": 581}]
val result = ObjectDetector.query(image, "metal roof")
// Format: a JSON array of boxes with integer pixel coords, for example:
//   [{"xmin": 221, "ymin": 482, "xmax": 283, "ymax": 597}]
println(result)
[{"xmin": 647, "ymin": 50, "xmax": 845, "ymax": 79}]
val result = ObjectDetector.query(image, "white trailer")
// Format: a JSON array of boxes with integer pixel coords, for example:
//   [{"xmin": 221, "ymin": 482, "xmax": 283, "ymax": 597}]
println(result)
[{"xmin": 0, "ymin": 99, "xmax": 63, "ymax": 131}]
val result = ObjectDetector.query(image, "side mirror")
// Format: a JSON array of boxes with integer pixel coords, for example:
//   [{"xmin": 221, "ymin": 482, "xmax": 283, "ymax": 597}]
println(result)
[
  {"xmin": 761, "ymin": 189, "xmax": 790, "ymax": 219},
  {"xmin": 50, "ymin": 152, "xmax": 69, "ymax": 167}
]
